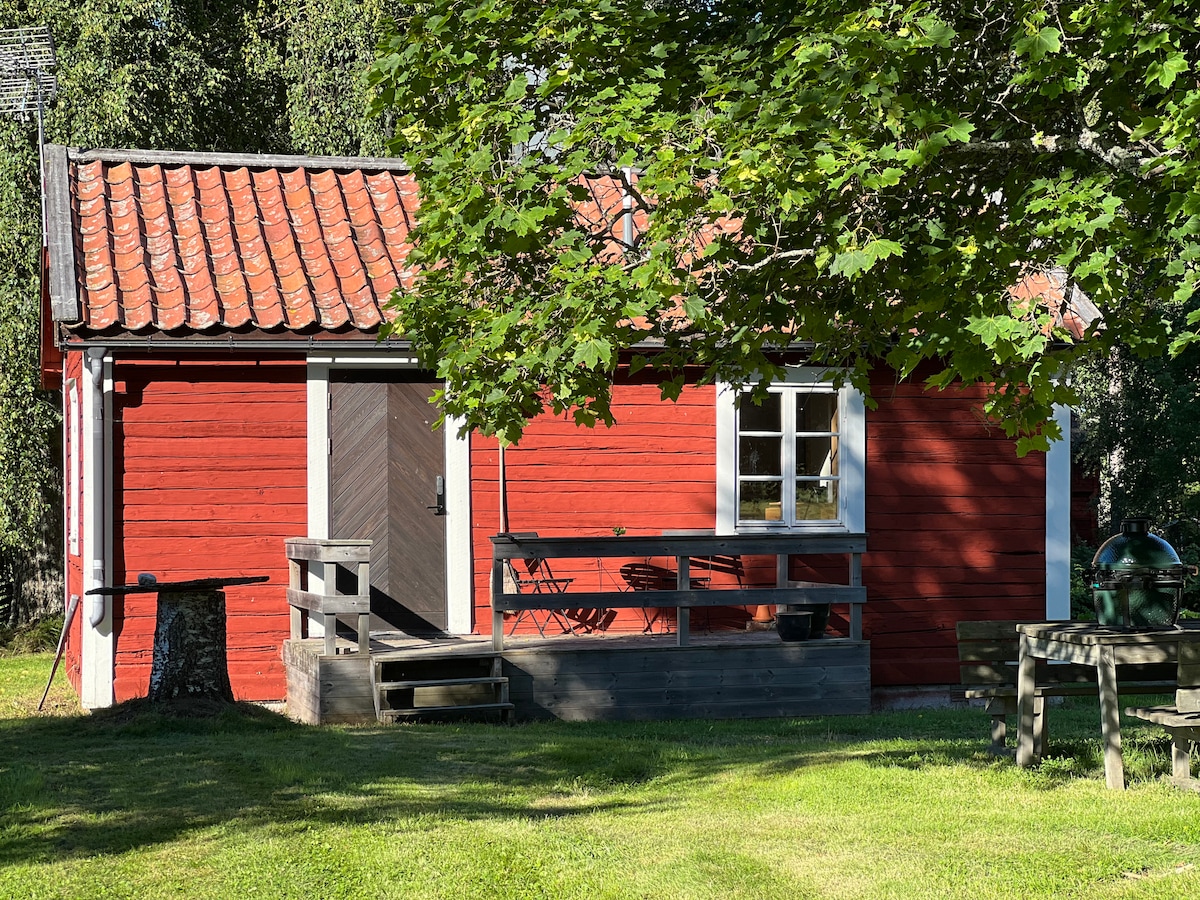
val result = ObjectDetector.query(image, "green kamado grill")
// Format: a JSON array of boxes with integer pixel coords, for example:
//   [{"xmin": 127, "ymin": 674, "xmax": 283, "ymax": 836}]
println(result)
[{"xmin": 1088, "ymin": 518, "xmax": 1186, "ymax": 628}]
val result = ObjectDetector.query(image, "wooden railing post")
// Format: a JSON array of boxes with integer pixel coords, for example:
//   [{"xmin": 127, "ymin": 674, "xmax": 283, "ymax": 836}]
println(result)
[
  {"xmin": 676, "ymin": 555, "xmax": 690, "ymax": 647},
  {"xmin": 849, "ymin": 551, "xmax": 863, "ymax": 641},
  {"xmin": 492, "ymin": 555, "xmax": 507, "ymax": 652}
]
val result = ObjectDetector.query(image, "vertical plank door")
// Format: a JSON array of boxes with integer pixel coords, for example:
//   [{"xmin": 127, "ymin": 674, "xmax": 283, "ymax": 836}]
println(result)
[{"xmin": 330, "ymin": 371, "xmax": 447, "ymax": 633}]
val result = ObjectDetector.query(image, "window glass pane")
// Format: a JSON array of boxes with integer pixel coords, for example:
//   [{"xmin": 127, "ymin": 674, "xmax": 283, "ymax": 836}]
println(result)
[
  {"xmin": 739, "ymin": 393, "xmax": 781, "ymax": 432},
  {"xmin": 740, "ymin": 480, "xmax": 783, "ymax": 520},
  {"xmin": 796, "ymin": 392, "xmax": 837, "ymax": 434},
  {"xmin": 797, "ymin": 436, "xmax": 838, "ymax": 477},
  {"xmin": 796, "ymin": 480, "xmax": 839, "ymax": 520},
  {"xmin": 739, "ymin": 436, "xmax": 781, "ymax": 476}
]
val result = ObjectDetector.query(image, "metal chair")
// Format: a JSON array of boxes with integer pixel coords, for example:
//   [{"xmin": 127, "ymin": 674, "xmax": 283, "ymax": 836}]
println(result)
[
  {"xmin": 619, "ymin": 561, "xmax": 678, "ymax": 633},
  {"xmin": 503, "ymin": 532, "xmax": 581, "ymax": 636}
]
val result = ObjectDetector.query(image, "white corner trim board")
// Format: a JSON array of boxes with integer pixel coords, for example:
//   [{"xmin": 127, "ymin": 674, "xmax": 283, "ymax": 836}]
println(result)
[
  {"xmin": 444, "ymin": 415, "xmax": 473, "ymax": 634},
  {"xmin": 1045, "ymin": 403, "xmax": 1073, "ymax": 620}
]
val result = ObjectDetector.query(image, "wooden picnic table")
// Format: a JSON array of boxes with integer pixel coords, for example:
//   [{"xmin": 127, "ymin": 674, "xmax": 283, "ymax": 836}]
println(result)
[{"xmin": 1016, "ymin": 621, "xmax": 1200, "ymax": 789}]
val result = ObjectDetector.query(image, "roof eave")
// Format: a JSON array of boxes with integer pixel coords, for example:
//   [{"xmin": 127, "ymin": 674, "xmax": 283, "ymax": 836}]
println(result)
[{"xmin": 44, "ymin": 144, "xmax": 80, "ymax": 324}]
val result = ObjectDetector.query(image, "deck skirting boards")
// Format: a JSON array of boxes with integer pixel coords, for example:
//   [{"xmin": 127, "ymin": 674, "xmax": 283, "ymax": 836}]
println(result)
[{"xmin": 283, "ymin": 633, "xmax": 871, "ymax": 724}]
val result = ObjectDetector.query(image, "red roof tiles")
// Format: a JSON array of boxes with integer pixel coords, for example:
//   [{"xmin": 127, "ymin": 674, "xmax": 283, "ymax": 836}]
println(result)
[{"xmin": 70, "ymin": 153, "xmax": 417, "ymax": 334}]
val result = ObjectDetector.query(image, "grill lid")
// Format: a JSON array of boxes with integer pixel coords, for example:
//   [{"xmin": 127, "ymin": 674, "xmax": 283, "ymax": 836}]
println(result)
[{"xmin": 1092, "ymin": 517, "xmax": 1181, "ymax": 573}]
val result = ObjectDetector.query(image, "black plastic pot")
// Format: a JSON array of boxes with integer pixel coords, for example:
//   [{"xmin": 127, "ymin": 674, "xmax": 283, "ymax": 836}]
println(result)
[{"xmin": 776, "ymin": 611, "xmax": 812, "ymax": 642}]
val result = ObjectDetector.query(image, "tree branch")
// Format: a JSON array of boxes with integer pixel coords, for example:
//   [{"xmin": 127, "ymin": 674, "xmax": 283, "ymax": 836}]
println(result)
[
  {"xmin": 735, "ymin": 248, "xmax": 816, "ymax": 273},
  {"xmin": 955, "ymin": 129, "xmax": 1157, "ymax": 174}
]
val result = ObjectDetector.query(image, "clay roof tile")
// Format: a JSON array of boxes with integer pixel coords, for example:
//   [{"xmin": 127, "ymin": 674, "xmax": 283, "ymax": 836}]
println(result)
[
  {"xmin": 119, "ymin": 283, "xmax": 155, "ymax": 328},
  {"xmin": 70, "ymin": 153, "xmax": 419, "ymax": 335}
]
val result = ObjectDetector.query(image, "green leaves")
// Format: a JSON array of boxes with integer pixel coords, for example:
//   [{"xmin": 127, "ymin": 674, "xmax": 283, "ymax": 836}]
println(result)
[
  {"xmin": 368, "ymin": 0, "xmax": 1200, "ymax": 447},
  {"xmin": 830, "ymin": 239, "xmax": 904, "ymax": 279},
  {"xmin": 1015, "ymin": 27, "xmax": 1062, "ymax": 63}
]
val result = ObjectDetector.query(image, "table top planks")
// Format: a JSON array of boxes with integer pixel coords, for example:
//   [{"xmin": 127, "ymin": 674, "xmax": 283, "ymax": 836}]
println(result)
[{"xmin": 1018, "ymin": 621, "xmax": 1200, "ymax": 646}]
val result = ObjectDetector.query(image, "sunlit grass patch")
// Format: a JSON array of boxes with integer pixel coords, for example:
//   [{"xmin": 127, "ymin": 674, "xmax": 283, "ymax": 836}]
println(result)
[{"xmin": 2, "ymin": 655, "xmax": 1200, "ymax": 898}]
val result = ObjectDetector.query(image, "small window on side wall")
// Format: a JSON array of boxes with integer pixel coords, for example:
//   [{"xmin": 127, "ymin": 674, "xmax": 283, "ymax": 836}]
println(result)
[{"xmin": 716, "ymin": 370, "xmax": 865, "ymax": 534}]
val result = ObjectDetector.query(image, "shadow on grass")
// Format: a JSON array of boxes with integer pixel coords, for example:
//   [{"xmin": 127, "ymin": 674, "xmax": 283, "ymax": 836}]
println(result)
[
  {"xmin": 0, "ymin": 701, "xmax": 995, "ymax": 864},
  {"xmin": 0, "ymin": 695, "xmax": 1181, "ymax": 865}
]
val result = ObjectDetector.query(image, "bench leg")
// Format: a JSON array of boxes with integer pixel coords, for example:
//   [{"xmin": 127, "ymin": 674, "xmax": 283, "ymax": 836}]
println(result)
[
  {"xmin": 1171, "ymin": 732, "xmax": 1194, "ymax": 787},
  {"xmin": 1097, "ymin": 646, "xmax": 1125, "ymax": 790},
  {"xmin": 1034, "ymin": 697, "xmax": 1047, "ymax": 761},
  {"xmin": 990, "ymin": 714, "xmax": 1007, "ymax": 754},
  {"xmin": 1016, "ymin": 635, "xmax": 1038, "ymax": 767}
]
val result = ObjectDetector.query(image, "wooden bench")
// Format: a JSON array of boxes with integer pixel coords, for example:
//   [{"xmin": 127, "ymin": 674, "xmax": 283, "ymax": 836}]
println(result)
[
  {"xmin": 957, "ymin": 620, "xmax": 1175, "ymax": 755},
  {"xmin": 1125, "ymin": 705, "xmax": 1200, "ymax": 789}
]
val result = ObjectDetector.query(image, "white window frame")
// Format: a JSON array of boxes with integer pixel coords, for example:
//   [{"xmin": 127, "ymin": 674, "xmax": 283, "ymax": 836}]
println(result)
[{"xmin": 716, "ymin": 367, "xmax": 865, "ymax": 535}]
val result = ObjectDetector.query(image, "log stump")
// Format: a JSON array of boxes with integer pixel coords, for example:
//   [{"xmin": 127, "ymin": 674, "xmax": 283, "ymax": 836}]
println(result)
[{"xmin": 148, "ymin": 589, "xmax": 235, "ymax": 702}]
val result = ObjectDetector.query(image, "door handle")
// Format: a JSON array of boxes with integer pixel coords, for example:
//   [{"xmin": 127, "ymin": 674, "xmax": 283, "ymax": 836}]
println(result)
[{"xmin": 428, "ymin": 475, "xmax": 446, "ymax": 516}]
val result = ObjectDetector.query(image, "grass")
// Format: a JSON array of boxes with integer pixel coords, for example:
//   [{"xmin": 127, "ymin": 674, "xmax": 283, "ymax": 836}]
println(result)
[{"xmin": 2, "ymin": 653, "xmax": 1200, "ymax": 899}]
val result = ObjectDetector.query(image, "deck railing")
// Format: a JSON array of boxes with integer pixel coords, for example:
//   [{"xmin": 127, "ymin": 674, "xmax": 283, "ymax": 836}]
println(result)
[
  {"xmin": 285, "ymin": 538, "xmax": 372, "ymax": 656},
  {"xmin": 491, "ymin": 532, "xmax": 867, "ymax": 651}
]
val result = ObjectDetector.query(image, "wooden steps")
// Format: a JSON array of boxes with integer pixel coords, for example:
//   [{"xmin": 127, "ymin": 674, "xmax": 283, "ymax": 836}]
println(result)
[{"xmin": 371, "ymin": 649, "xmax": 512, "ymax": 723}]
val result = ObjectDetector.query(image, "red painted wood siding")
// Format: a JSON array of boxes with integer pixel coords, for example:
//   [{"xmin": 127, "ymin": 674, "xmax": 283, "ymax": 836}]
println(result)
[
  {"xmin": 859, "ymin": 369, "xmax": 1046, "ymax": 684},
  {"xmin": 471, "ymin": 367, "xmax": 1049, "ymax": 686},
  {"xmin": 471, "ymin": 382, "xmax": 719, "ymax": 633},
  {"xmin": 110, "ymin": 357, "xmax": 307, "ymax": 702}
]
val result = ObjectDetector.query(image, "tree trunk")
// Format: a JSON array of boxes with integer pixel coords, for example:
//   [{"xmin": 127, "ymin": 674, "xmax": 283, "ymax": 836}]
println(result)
[{"xmin": 148, "ymin": 589, "xmax": 234, "ymax": 702}]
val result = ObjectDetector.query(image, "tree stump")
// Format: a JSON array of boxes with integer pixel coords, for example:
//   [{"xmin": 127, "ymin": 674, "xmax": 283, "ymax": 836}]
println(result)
[{"xmin": 148, "ymin": 589, "xmax": 235, "ymax": 702}]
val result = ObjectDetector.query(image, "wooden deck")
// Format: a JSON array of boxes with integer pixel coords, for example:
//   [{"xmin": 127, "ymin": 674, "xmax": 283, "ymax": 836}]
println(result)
[{"xmin": 283, "ymin": 630, "xmax": 870, "ymax": 724}]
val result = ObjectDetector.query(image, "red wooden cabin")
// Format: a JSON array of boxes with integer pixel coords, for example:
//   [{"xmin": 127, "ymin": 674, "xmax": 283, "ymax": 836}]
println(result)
[{"xmin": 40, "ymin": 147, "xmax": 1072, "ymax": 709}]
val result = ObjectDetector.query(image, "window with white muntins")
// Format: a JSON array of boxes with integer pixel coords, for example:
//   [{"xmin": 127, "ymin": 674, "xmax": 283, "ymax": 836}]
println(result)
[{"xmin": 716, "ymin": 369, "xmax": 865, "ymax": 534}]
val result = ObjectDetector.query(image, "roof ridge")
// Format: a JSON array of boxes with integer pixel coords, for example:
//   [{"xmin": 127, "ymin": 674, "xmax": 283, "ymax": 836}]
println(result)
[{"xmin": 65, "ymin": 146, "xmax": 410, "ymax": 173}]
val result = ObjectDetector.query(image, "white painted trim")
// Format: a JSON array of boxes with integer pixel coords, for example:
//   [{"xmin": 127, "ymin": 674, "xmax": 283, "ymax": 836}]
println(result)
[
  {"xmin": 306, "ymin": 354, "xmax": 419, "ymax": 368},
  {"xmin": 67, "ymin": 380, "xmax": 79, "ymax": 556},
  {"xmin": 715, "ymin": 383, "xmax": 737, "ymax": 534},
  {"xmin": 842, "ymin": 388, "xmax": 866, "ymax": 534},
  {"xmin": 1045, "ymin": 403, "xmax": 1072, "ymax": 619},
  {"xmin": 444, "ymin": 415, "xmax": 473, "ymax": 634},
  {"xmin": 306, "ymin": 363, "xmax": 331, "ymax": 541},
  {"xmin": 305, "ymin": 362, "xmax": 331, "ymax": 636},
  {"xmin": 716, "ymin": 369, "xmax": 865, "ymax": 535},
  {"xmin": 80, "ymin": 350, "xmax": 114, "ymax": 709}
]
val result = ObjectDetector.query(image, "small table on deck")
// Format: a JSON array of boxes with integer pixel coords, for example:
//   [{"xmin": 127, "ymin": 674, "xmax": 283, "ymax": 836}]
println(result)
[{"xmin": 1016, "ymin": 621, "xmax": 1200, "ymax": 789}]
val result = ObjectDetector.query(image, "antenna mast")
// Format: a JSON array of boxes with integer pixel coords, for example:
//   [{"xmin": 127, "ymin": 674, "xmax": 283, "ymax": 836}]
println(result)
[{"xmin": 0, "ymin": 26, "xmax": 58, "ymax": 247}]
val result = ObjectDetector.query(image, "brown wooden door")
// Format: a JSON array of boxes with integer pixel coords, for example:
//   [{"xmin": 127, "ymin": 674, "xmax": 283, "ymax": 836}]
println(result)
[{"xmin": 330, "ymin": 371, "xmax": 446, "ymax": 633}]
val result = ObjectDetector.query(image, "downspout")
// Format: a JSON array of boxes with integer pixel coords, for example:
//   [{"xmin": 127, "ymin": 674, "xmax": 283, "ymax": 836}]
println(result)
[
  {"xmin": 81, "ymin": 347, "xmax": 113, "ymax": 708},
  {"xmin": 86, "ymin": 349, "xmax": 105, "ymax": 621}
]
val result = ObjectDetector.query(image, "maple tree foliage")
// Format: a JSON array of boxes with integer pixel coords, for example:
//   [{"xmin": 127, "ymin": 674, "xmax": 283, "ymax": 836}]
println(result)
[{"xmin": 371, "ymin": 0, "xmax": 1200, "ymax": 451}]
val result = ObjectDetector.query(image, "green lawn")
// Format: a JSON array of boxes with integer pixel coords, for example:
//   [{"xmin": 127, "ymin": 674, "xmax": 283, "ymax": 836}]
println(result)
[{"xmin": 3, "ymin": 652, "xmax": 1200, "ymax": 899}]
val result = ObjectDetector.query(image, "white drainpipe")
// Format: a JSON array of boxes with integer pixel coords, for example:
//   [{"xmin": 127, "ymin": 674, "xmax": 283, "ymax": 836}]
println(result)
[{"xmin": 81, "ymin": 347, "xmax": 114, "ymax": 708}]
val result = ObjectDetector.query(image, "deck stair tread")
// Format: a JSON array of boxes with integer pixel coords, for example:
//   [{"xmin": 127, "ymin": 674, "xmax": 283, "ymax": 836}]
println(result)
[
  {"xmin": 371, "ymin": 648, "xmax": 502, "ymax": 663},
  {"xmin": 376, "ymin": 676, "xmax": 507, "ymax": 691},
  {"xmin": 379, "ymin": 702, "xmax": 516, "ymax": 720}
]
